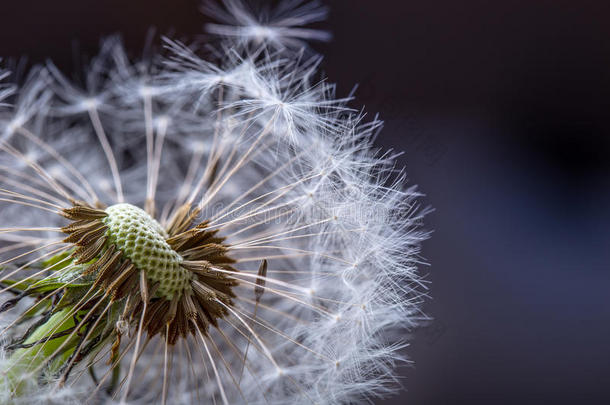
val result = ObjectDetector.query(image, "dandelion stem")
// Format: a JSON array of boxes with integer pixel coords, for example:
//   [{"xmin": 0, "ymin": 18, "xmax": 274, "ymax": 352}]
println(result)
[{"xmin": 2, "ymin": 307, "xmax": 79, "ymax": 395}]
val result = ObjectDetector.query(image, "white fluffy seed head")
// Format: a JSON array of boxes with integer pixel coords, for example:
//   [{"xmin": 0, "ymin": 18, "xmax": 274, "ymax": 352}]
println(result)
[{"xmin": 0, "ymin": 1, "xmax": 429, "ymax": 404}]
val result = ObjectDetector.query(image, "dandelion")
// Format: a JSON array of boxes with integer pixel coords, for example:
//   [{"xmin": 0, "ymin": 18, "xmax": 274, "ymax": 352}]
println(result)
[{"xmin": 0, "ymin": 1, "xmax": 429, "ymax": 404}]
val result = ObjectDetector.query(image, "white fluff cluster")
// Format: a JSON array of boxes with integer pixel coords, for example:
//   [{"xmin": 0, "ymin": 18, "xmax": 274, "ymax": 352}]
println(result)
[
  {"xmin": 0, "ymin": 1, "xmax": 429, "ymax": 404},
  {"xmin": 203, "ymin": 0, "xmax": 332, "ymax": 49},
  {"xmin": 0, "ymin": 63, "xmax": 15, "ymax": 108}
]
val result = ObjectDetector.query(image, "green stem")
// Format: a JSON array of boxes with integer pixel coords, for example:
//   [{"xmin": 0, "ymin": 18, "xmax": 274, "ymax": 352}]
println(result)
[{"xmin": 2, "ymin": 307, "xmax": 79, "ymax": 396}]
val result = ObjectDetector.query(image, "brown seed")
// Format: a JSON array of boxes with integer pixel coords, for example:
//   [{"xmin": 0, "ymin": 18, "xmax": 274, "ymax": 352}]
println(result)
[
  {"xmin": 73, "ymin": 236, "xmax": 107, "ymax": 264},
  {"xmin": 61, "ymin": 206, "xmax": 108, "ymax": 221},
  {"xmin": 255, "ymin": 259, "xmax": 268, "ymax": 301}
]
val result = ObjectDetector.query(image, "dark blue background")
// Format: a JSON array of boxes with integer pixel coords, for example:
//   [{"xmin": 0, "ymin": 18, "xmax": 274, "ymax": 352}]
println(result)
[{"xmin": 2, "ymin": 1, "xmax": 609, "ymax": 403}]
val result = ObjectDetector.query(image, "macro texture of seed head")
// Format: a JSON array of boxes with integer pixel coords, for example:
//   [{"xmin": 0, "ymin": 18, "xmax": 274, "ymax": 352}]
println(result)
[{"xmin": 103, "ymin": 203, "xmax": 187, "ymax": 299}]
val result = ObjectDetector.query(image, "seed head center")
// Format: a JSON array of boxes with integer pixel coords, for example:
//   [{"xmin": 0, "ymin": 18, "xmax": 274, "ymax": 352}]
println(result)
[{"xmin": 102, "ymin": 203, "xmax": 191, "ymax": 300}]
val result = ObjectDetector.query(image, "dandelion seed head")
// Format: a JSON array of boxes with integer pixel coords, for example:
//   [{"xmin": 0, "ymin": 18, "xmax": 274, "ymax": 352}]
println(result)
[{"xmin": 0, "ymin": 1, "xmax": 429, "ymax": 404}]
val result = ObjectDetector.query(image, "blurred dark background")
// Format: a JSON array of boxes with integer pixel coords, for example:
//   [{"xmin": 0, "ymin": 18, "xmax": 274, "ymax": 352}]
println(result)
[{"xmin": 2, "ymin": 1, "xmax": 609, "ymax": 404}]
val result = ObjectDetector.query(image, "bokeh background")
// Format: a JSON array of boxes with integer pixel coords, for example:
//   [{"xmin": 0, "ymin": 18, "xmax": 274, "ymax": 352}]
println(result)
[{"xmin": 2, "ymin": 1, "xmax": 609, "ymax": 404}]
